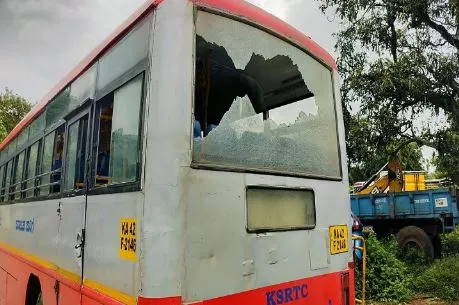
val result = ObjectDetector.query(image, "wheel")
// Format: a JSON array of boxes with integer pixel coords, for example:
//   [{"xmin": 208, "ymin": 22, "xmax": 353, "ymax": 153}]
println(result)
[
  {"xmin": 25, "ymin": 275, "xmax": 43, "ymax": 305},
  {"xmin": 396, "ymin": 226, "xmax": 434, "ymax": 263}
]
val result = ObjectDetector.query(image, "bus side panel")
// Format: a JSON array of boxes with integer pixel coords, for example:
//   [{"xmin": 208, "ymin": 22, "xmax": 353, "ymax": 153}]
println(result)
[
  {"xmin": 141, "ymin": 0, "xmax": 195, "ymax": 299},
  {"xmin": 182, "ymin": 169, "xmax": 352, "ymax": 303},
  {"xmin": 0, "ymin": 245, "xmax": 59, "ymax": 305},
  {"xmin": 83, "ymin": 192, "xmax": 142, "ymax": 298},
  {"xmin": 0, "ymin": 200, "xmax": 68, "ymax": 305}
]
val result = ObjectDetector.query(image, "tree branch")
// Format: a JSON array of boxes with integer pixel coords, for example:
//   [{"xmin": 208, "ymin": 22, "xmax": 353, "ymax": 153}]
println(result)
[
  {"xmin": 422, "ymin": 14, "xmax": 459, "ymax": 48},
  {"xmin": 392, "ymin": 137, "xmax": 438, "ymax": 155}
]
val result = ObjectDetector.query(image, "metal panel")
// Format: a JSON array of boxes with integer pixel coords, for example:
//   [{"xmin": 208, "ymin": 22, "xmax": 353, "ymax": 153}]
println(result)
[
  {"xmin": 83, "ymin": 192, "xmax": 141, "ymax": 296},
  {"xmin": 6, "ymin": 199, "xmax": 60, "ymax": 263},
  {"xmin": 182, "ymin": 170, "xmax": 351, "ymax": 302},
  {"xmin": 56, "ymin": 195, "xmax": 85, "ymax": 276},
  {"xmin": 141, "ymin": 0, "xmax": 195, "ymax": 298}
]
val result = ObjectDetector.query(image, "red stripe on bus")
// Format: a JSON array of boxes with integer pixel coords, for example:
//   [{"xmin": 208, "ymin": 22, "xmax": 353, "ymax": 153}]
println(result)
[
  {"xmin": 0, "ymin": 243, "xmax": 80, "ymax": 292},
  {"xmin": 1, "ymin": 242, "xmax": 354, "ymax": 305},
  {"xmin": 138, "ymin": 296, "xmax": 182, "ymax": 305},
  {"xmin": 139, "ymin": 270, "xmax": 353, "ymax": 305}
]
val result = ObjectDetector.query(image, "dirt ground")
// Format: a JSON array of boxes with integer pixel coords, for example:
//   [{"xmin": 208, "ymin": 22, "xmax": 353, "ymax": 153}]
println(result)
[{"xmin": 369, "ymin": 297, "xmax": 459, "ymax": 305}]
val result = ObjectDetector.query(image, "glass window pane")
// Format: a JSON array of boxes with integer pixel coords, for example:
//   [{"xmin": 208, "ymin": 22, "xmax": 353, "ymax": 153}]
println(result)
[
  {"xmin": 193, "ymin": 12, "xmax": 340, "ymax": 178},
  {"xmin": 0, "ymin": 166, "xmax": 4, "ymax": 202},
  {"xmin": 29, "ymin": 113, "xmax": 45, "ymax": 140},
  {"xmin": 8, "ymin": 138, "xmax": 17, "ymax": 157},
  {"xmin": 97, "ymin": 18, "xmax": 150, "ymax": 90},
  {"xmin": 26, "ymin": 141, "xmax": 40, "ymax": 198},
  {"xmin": 17, "ymin": 127, "xmax": 29, "ymax": 148},
  {"xmin": 108, "ymin": 75, "xmax": 143, "ymax": 184},
  {"xmin": 4, "ymin": 161, "xmax": 13, "ymax": 201},
  {"xmin": 64, "ymin": 116, "xmax": 88, "ymax": 191},
  {"xmin": 14, "ymin": 151, "xmax": 25, "ymax": 199},
  {"xmin": 65, "ymin": 123, "xmax": 79, "ymax": 190},
  {"xmin": 70, "ymin": 65, "xmax": 96, "ymax": 112},
  {"xmin": 40, "ymin": 132, "xmax": 55, "ymax": 196},
  {"xmin": 247, "ymin": 188, "xmax": 315, "ymax": 231},
  {"xmin": 95, "ymin": 101, "xmax": 113, "ymax": 186},
  {"xmin": 46, "ymin": 87, "xmax": 70, "ymax": 127}
]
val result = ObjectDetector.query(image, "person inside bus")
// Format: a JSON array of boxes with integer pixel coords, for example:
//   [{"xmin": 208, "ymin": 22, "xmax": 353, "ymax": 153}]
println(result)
[{"xmin": 50, "ymin": 131, "xmax": 64, "ymax": 192}]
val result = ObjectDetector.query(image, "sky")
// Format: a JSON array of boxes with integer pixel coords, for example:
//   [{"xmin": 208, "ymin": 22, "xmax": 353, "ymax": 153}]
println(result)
[
  {"xmin": 0, "ymin": 0, "xmax": 337, "ymax": 104},
  {"xmin": 0, "ymin": 0, "xmax": 434, "ymax": 168}
]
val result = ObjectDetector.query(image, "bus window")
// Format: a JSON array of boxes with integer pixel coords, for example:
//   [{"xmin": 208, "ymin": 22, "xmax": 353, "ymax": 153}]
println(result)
[
  {"xmin": 94, "ymin": 75, "xmax": 143, "ymax": 187},
  {"xmin": 192, "ymin": 12, "xmax": 340, "ymax": 178},
  {"xmin": 0, "ymin": 165, "xmax": 4, "ymax": 202},
  {"xmin": 95, "ymin": 101, "xmax": 113, "ymax": 186},
  {"xmin": 3, "ymin": 160, "xmax": 13, "ymax": 201},
  {"xmin": 26, "ymin": 141, "xmax": 41, "ymax": 198},
  {"xmin": 64, "ymin": 116, "xmax": 88, "ymax": 191},
  {"xmin": 13, "ymin": 150, "xmax": 25, "ymax": 200},
  {"xmin": 40, "ymin": 126, "xmax": 65, "ymax": 196}
]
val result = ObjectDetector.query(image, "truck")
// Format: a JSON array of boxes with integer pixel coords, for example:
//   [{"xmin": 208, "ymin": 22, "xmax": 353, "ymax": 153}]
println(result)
[{"xmin": 351, "ymin": 159, "xmax": 458, "ymax": 261}]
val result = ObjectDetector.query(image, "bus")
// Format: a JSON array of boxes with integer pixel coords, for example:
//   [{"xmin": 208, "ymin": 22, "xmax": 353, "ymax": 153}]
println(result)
[{"xmin": 0, "ymin": 0, "xmax": 355, "ymax": 304}]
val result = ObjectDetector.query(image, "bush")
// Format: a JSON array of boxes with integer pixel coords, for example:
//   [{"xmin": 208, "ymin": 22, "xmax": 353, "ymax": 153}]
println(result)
[
  {"xmin": 354, "ymin": 228, "xmax": 459, "ymax": 302},
  {"xmin": 441, "ymin": 226, "xmax": 459, "ymax": 257},
  {"xmin": 356, "ymin": 232, "xmax": 413, "ymax": 302},
  {"xmin": 413, "ymin": 255, "xmax": 459, "ymax": 301}
]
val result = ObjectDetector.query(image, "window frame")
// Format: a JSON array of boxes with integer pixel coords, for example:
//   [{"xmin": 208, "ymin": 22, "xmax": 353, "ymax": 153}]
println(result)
[
  {"xmin": 24, "ymin": 139, "xmax": 42, "ymax": 199},
  {"xmin": 61, "ymin": 106, "xmax": 92, "ymax": 197},
  {"xmin": 245, "ymin": 186, "xmax": 316, "ymax": 233},
  {"xmin": 11, "ymin": 149, "xmax": 26, "ymax": 200},
  {"xmin": 0, "ymin": 13, "xmax": 151, "ymax": 204},
  {"xmin": 0, "ymin": 165, "xmax": 5, "ymax": 203},
  {"xmin": 190, "ymin": 8, "xmax": 343, "ymax": 181},
  {"xmin": 88, "ymin": 72, "xmax": 146, "ymax": 195}
]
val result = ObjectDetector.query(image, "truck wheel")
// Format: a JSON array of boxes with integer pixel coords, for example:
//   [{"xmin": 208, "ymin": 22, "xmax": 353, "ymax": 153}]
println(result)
[{"xmin": 396, "ymin": 226, "xmax": 434, "ymax": 263}]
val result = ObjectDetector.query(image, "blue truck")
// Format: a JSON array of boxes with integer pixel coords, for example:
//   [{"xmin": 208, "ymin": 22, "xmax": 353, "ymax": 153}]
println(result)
[{"xmin": 351, "ymin": 188, "xmax": 458, "ymax": 260}]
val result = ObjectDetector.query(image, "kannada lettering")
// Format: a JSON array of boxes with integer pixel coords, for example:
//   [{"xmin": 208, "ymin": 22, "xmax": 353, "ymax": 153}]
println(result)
[{"xmin": 15, "ymin": 219, "xmax": 34, "ymax": 233}]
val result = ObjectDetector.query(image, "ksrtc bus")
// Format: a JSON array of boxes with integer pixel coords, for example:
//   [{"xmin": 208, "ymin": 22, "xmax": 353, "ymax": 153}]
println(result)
[{"xmin": 0, "ymin": 0, "xmax": 354, "ymax": 304}]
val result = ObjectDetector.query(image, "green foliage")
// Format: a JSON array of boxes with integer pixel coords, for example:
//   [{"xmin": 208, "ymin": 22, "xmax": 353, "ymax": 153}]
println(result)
[
  {"xmin": 413, "ymin": 227, "xmax": 459, "ymax": 301},
  {"xmin": 413, "ymin": 255, "xmax": 459, "ymax": 301},
  {"xmin": 356, "ymin": 229, "xmax": 459, "ymax": 302},
  {"xmin": 356, "ymin": 233, "xmax": 413, "ymax": 302},
  {"xmin": 0, "ymin": 88, "xmax": 32, "ymax": 142},
  {"xmin": 349, "ymin": 125, "xmax": 424, "ymax": 183},
  {"xmin": 441, "ymin": 226, "xmax": 459, "ymax": 257},
  {"xmin": 319, "ymin": 0, "xmax": 459, "ymax": 183}
]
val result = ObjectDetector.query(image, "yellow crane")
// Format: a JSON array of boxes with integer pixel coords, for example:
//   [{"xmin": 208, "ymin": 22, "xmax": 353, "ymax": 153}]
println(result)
[{"xmin": 354, "ymin": 158, "xmax": 426, "ymax": 195}]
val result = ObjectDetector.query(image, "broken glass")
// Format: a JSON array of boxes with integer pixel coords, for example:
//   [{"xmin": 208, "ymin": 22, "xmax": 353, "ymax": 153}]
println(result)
[{"xmin": 192, "ymin": 11, "xmax": 340, "ymax": 178}]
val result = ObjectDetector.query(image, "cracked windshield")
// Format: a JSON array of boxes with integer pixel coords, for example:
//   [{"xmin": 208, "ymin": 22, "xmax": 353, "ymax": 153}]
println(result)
[{"xmin": 192, "ymin": 11, "xmax": 340, "ymax": 178}]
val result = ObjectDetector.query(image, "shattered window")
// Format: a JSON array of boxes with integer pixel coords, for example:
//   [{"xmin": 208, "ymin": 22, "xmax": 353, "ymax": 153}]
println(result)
[{"xmin": 192, "ymin": 12, "xmax": 341, "ymax": 178}]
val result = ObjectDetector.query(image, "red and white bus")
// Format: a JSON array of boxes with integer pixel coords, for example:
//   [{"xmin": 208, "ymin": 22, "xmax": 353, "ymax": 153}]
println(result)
[{"xmin": 0, "ymin": 0, "xmax": 355, "ymax": 304}]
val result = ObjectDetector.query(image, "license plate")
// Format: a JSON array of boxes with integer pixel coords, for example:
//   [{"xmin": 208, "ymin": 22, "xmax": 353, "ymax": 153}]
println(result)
[{"xmin": 329, "ymin": 225, "xmax": 349, "ymax": 255}]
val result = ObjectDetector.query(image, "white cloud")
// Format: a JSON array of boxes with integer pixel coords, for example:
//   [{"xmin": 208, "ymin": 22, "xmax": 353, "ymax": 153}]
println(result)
[
  {"xmin": 0, "ymin": 0, "xmax": 337, "ymax": 104},
  {"xmin": 246, "ymin": 0, "xmax": 289, "ymax": 20}
]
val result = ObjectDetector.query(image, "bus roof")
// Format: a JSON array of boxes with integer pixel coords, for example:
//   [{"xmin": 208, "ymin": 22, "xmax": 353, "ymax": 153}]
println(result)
[{"xmin": 0, "ymin": 0, "xmax": 337, "ymax": 151}]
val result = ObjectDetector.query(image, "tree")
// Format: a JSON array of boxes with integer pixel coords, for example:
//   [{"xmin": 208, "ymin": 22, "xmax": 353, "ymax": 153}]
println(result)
[
  {"xmin": 319, "ymin": 0, "xmax": 459, "ymax": 183},
  {"xmin": 348, "ymin": 114, "xmax": 424, "ymax": 183},
  {"xmin": 0, "ymin": 88, "xmax": 32, "ymax": 142}
]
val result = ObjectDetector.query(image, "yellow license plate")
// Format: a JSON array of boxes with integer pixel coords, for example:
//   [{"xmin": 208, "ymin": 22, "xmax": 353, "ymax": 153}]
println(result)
[{"xmin": 329, "ymin": 225, "xmax": 349, "ymax": 255}]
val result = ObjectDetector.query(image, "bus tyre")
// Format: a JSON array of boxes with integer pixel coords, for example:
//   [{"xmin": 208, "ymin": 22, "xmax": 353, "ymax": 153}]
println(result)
[
  {"xmin": 396, "ymin": 226, "xmax": 434, "ymax": 263},
  {"xmin": 25, "ymin": 275, "xmax": 43, "ymax": 305}
]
